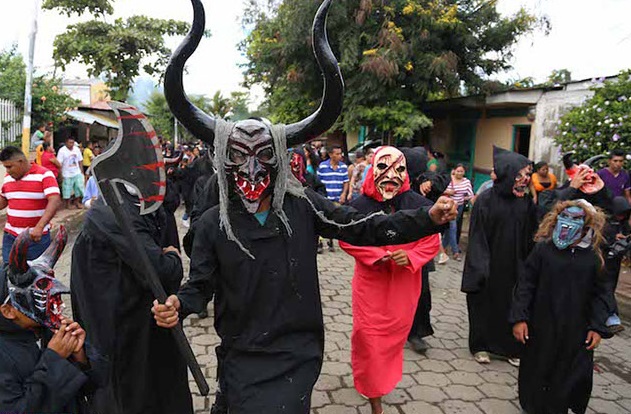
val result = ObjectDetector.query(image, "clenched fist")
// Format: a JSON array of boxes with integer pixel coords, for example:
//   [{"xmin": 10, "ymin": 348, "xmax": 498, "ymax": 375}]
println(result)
[{"xmin": 428, "ymin": 196, "xmax": 457, "ymax": 225}]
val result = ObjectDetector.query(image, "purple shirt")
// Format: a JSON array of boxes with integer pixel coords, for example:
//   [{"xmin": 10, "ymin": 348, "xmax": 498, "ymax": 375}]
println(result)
[{"xmin": 597, "ymin": 168, "xmax": 631, "ymax": 198}]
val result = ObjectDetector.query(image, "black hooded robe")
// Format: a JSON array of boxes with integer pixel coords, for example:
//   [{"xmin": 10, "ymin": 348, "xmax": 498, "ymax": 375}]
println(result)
[
  {"xmin": 162, "ymin": 175, "xmax": 182, "ymax": 250},
  {"xmin": 401, "ymin": 147, "xmax": 450, "ymax": 341},
  {"xmin": 462, "ymin": 148, "xmax": 537, "ymax": 357},
  {"xmin": 177, "ymin": 189, "xmax": 444, "ymax": 414},
  {"xmin": 509, "ymin": 242, "xmax": 612, "ymax": 414},
  {"xmin": 70, "ymin": 197, "xmax": 192, "ymax": 414}
]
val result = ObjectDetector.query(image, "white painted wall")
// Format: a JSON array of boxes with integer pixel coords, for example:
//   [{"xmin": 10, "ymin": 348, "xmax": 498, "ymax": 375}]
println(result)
[{"xmin": 532, "ymin": 79, "xmax": 597, "ymax": 176}]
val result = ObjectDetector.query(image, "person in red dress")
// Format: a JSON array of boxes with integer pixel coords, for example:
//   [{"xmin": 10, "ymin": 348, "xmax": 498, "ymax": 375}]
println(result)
[
  {"xmin": 340, "ymin": 146, "xmax": 440, "ymax": 414},
  {"xmin": 41, "ymin": 142, "xmax": 61, "ymax": 179}
]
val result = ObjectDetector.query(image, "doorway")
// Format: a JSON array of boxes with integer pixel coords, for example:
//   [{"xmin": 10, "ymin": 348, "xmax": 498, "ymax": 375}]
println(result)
[{"xmin": 513, "ymin": 125, "xmax": 531, "ymax": 158}]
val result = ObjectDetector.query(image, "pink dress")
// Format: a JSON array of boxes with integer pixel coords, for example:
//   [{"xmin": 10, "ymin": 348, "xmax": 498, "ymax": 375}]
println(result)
[{"xmin": 340, "ymin": 235, "xmax": 440, "ymax": 397}]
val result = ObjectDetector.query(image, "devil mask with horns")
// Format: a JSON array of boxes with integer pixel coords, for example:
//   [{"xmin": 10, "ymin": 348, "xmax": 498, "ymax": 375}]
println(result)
[
  {"xmin": 164, "ymin": 0, "xmax": 343, "ymax": 217},
  {"xmin": 2, "ymin": 227, "xmax": 69, "ymax": 330},
  {"xmin": 562, "ymin": 152, "xmax": 606, "ymax": 194}
]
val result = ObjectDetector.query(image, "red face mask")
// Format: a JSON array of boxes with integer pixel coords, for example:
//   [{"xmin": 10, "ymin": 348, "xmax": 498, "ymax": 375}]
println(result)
[
  {"xmin": 290, "ymin": 152, "xmax": 306, "ymax": 183},
  {"xmin": 565, "ymin": 164, "xmax": 604, "ymax": 194},
  {"xmin": 224, "ymin": 122, "xmax": 277, "ymax": 213}
]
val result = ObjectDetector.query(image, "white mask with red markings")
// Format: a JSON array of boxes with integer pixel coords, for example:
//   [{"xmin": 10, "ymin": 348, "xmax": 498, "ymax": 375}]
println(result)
[{"xmin": 372, "ymin": 147, "xmax": 407, "ymax": 200}]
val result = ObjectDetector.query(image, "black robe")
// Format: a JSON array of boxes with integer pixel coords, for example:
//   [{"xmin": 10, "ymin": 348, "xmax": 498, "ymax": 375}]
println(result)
[
  {"xmin": 162, "ymin": 176, "xmax": 181, "ymax": 250},
  {"xmin": 0, "ymin": 320, "xmax": 103, "ymax": 414},
  {"xmin": 70, "ymin": 197, "xmax": 192, "ymax": 414},
  {"xmin": 462, "ymin": 149, "xmax": 537, "ymax": 357},
  {"xmin": 178, "ymin": 188, "xmax": 443, "ymax": 414},
  {"xmin": 509, "ymin": 241, "xmax": 612, "ymax": 414}
]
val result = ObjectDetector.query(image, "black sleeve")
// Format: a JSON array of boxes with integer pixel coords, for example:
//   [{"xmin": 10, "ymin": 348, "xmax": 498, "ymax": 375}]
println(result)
[
  {"xmin": 104, "ymin": 213, "xmax": 184, "ymax": 292},
  {"xmin": 0, "ymin": 349, "xmax": 87, "ymax": 412},
  {"xmin": 307, "ymin": 189, "xmax": 443, "ymax": 245},
  {"xmin": 178, "ymin": 211, "xmax": 219, "ymax": 317},
  {"xmin": 416, "ymin": 171, "xmax": 450, "ymax": 202},
  {"xmin": 555, "ymin": 185, "xmax": 580, "ymax": 202},
  {"xmin": 509, "ymin": 243, "xmax": 543, "ymax": 324},
  {"xmin": 75, "ymin": 342, "xmax": 108, "ymax": 395},
  {"xmin": 461, "ymin": 199, "xmax": 491, "ymax": 293},
  {"xmin": 184, "ymin": 174, "xmax": 219, "ymax": 258},
  {"xmin": 589, "ymin": 265, "xmax": 615, "ymax": 339}
]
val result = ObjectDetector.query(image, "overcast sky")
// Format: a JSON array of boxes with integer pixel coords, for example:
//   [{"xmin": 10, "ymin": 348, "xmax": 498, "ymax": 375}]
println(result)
[{"xmin": 1, "ymin": 0, "xmax": 631, "ymax": 105}]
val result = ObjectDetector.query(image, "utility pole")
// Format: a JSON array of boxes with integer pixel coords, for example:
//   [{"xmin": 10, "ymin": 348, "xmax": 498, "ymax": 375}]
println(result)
[
  {"xmin": 21, "ymin": 0, "xmax": 41, "ymax": 156},
  {"xmin": 173, "ymin": 117, "xmax": 179, "ymax": 146}
]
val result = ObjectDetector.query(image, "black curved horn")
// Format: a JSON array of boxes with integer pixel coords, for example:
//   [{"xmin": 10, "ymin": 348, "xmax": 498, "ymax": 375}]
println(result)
[
  {"xmin": 164, "ymin": 0, "xmax": 216, "ymax": 146},
  {"xmin": 285, "ymin": 0, "xmax": 344, "ymax": 147},
  {"xmin": 583, "ymin": 154, "xmax": 607, "ymax": 167},
  {"xmin": 29, "ymin": 226, "xmax": 68, "ymax": 270}
]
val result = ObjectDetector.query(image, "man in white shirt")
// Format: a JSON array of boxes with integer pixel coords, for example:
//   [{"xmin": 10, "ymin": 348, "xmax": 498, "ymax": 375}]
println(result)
[{"xmin": 56, "ymin": 137, "xmax": 85, "ymax": 209}]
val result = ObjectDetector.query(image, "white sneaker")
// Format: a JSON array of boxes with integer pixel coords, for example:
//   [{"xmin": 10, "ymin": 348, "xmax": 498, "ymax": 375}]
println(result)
[{"xmin": 438, "ymin": 253, "xmax": 449, "ymax": 264}]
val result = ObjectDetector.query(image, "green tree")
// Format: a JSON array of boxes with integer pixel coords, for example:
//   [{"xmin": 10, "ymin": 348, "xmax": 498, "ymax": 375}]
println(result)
[
  {"xmin": 547, "ymin": 69, "xmax": 572, "ymax": 85},
  {"xmin": 555, "ymin": 70, "xmax": 631, "ymax": 167},
  {"xmin": 45, "ymin": 0, "xmax": 196, "ymax": 101},
  {"xmin": 0, "ymin": 46, "xmax": 27, "ymax": 104},
  {"xmin": 208, "ymin": 91, "xmax": 232, "ymax": 119},
  {"xmin": 0, "ymin": 47, "xmax": 78, "ymax": 137},
  {"xmin": 242, "ymin": 0, "xmax": 543, "ymax": 140},
  {"xmin": 31, "ymin": 77, "xmax": 80, "ymax": 130},
  {"xmin": 144, "ymin": 91, "xmax": 174, "ymax": 139},
  {"xmin": 144, "ymin": 90, "xmax": 259, "ymax": 142}
]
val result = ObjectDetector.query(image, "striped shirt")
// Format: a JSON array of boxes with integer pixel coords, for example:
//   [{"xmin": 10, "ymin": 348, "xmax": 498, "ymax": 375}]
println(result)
[
  {"xmin": 447, "ymin": 178, "xmax": 474, "ymax": 206},
  {"xmin": 317, "ymin": 159, "xmax": 349, "ymax": 202},
  {"xmin": 1, "ymin": 164, "xmax": 60, "ymax": 236}
]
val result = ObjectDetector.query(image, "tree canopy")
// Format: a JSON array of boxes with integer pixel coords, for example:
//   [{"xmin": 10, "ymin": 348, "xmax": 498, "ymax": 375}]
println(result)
[
  {"xmin": 144, "ymin": 90, "xmax": 259, "ymax": 142},
  {"xmin": 44, "ymin": 0, "xmax": 194, "ymax": 101},
  {"xmin": 0, "ymin": 47, "xmax": 78, "ymax": 137},
  {"xmin": 242, "ymin": 0, "xmax": 544, "ymax": 142},
  {"xmin": 554, "ymin": 70, "xmax": 631, "ymax": 167}
]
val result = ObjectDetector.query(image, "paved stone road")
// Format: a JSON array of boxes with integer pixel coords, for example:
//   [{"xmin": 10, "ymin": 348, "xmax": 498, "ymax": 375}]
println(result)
[{"xmin": 55, "ymin": 210, "xmax": 631, "ymax": 414}]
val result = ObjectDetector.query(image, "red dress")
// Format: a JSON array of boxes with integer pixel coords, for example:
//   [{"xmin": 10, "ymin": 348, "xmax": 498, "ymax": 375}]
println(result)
[{"xmin": 340, "ymin": 234, "xmax": 439, "ymax": 397}]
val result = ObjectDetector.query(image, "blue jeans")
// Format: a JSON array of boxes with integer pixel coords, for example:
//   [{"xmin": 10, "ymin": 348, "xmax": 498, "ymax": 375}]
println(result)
[
  {"xmin": 442, "ymin": 204, "xmax": 464, "ymax": 254},
  {"xmin": 2, "ymin": 232, "xmax": 51, "ymax": 263}
]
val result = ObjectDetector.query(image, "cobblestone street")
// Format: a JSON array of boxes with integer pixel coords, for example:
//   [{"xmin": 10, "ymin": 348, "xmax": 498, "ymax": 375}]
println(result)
[{"xmin": 54, "ymin": 210, "xmax": 631, "ymax": 414}]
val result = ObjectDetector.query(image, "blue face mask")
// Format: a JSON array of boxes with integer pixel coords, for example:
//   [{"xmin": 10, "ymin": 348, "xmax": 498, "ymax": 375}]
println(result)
[{"xmin": 552, "ymin": 206, "xmax": 586, "ymax": 250}]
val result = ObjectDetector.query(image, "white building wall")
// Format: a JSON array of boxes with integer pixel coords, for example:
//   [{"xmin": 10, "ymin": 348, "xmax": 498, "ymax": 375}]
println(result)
[{"xmin": 533, "ymin": 80, "xmax": 596, "ymax": 175}]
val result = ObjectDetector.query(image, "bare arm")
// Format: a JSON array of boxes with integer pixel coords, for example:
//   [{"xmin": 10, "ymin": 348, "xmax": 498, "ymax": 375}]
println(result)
[
  {"xmin": 0, "ymin": 195, "xmax": 7, "ymax": 211},
  {"xmin": 50, "ymin": 157, "xmax": 62, "ymax": 169},
  {"xmin": 340, "ymin": 181, "xmax": 350, "ymax": 204},
  {"xmin": 30, "ymin": 195, "xmax": 61, "ymax": 242}
]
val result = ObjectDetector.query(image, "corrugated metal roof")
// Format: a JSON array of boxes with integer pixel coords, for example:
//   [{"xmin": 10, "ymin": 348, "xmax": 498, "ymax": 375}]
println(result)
[{"xmin": 66, "ymin": 109, "xmax": 119, "ymax": 129}]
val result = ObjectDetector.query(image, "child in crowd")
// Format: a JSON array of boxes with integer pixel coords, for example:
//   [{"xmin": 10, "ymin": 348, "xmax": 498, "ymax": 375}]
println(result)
[
  {"xmin": 510, "ymin": 200, "xmax": 612, "ymax": 414},
  {"xmin": 0, "ymin": 229, "xmax": 102, "ymax": 413}
]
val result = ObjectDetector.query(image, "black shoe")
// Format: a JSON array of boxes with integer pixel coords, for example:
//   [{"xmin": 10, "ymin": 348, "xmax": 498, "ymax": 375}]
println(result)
[
  {"xmin": 317, "ymin": 244, "xmax": 324, "ymax": 254},
  {"xmin": 409, "ymin": 337, "xmax": 429, "ymax": 354},
  {"xmin": 198, "ymin": 309, "xmax": 209, "ymax": 319},
  {"xmin": 328, "ymin": 245, "xmax": 335, "ymax": 252}
]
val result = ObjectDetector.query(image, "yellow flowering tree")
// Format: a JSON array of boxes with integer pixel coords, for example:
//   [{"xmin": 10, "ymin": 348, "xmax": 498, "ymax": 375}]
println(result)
[{"xmin": 243, "ymin": 0, "xmax": 542, "ymax": 142}]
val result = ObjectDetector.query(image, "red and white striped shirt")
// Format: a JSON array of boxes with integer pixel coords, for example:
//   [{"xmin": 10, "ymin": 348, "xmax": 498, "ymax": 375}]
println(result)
[{"xmin": 1, "ymin": 164, "xmax": 60, "ymax": 236}]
